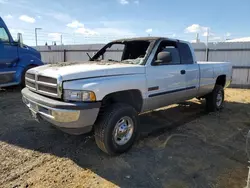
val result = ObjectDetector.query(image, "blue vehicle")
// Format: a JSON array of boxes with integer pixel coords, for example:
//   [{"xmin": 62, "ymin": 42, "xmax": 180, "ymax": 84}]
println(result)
[{"xmin": 0, "ymin": 17, "xmax": 43, "ymax": 87}]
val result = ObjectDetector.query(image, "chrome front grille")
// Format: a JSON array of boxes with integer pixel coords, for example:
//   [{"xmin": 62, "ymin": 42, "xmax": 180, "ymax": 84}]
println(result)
[
  {"xmin": 25, "ymin": 72, "xmax": 61, "ymax": 98},
  {"xmin": 37, "ymin": 75, "xmax": 57, "ymax": 84},
  {"xmin": 38, "ymin": 85, "xmax": 58, "ymax": 94},
  {"xmin": 26, "ymin": 73, "xmax": 35, "ymax": 80},
  {"xmin": 26, "ymin": 80, "xmax": 36, "ymax": 88}
]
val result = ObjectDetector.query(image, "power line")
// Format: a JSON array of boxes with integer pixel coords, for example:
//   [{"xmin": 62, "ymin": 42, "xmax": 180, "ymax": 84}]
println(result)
[{"xmin": 8, "ymin": 27, "xmax": 250, "ymax": 46}]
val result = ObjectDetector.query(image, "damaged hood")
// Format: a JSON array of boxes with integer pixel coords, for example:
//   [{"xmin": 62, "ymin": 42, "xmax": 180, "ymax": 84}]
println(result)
[{"xmin": 30, "ymin": 61, "xmax": 145, "ymax": 81}]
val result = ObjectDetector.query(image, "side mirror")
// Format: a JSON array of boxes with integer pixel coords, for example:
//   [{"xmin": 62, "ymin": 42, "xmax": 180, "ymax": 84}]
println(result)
[
  {"xmin": 154, "ymin": 51, "xmax": 172, "ymax": 65},
  {"xmin": 17, "ymin": 33, "xmax": 23, "ymax": 47}
]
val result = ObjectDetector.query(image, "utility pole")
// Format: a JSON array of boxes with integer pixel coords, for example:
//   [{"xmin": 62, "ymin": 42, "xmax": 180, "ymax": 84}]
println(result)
[
  {"xmin": 195, "ymin": 33, "xmax": 200, "ymax": 43},
  {"xmin": 205, "ymin": 28, "xmax": 209, "ymax": 61},
  {"xmin": 35, "ymin": 28, "xmax": 42, "ymax": 46},
  {"xmin": 60, "ymin": 34, "xmax": 63, "ymax": 45}
]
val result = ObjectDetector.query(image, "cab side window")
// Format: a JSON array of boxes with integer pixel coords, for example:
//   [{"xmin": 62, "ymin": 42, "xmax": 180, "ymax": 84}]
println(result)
[
  {"xmin": 0, "ymin": 27, "xmax": 9, "ymax": 42},
  {"xmin": 153, "ymin": 40, "xmax": 180, "ymax": 65},
  {"xmin": 162, "ymin": 46, "xmax": 180, "ymax": 64}
]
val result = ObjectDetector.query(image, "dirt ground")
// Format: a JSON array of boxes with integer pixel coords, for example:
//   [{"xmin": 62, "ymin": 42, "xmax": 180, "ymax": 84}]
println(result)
[{"xmin": 0, "ymin": 88, "xmax": 250, "ymax": 188}]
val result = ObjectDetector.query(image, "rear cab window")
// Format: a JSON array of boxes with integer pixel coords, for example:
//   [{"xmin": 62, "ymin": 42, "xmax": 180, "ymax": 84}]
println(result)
[{"xmin": 177, "ymin": 42, "xmax": 194, "ymax": 64}]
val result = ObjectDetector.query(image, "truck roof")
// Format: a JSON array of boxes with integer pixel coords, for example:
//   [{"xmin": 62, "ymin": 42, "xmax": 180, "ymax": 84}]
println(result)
[{"xmin": 113, "ymin": 37, "xmax": 188, "ymax": 44}]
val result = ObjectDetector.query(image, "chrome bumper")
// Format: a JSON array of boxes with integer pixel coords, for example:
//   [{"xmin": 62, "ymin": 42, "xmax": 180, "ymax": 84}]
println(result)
[{"xmin": 22, "ymin": 88, "xmax": 101, "ymax": 135}]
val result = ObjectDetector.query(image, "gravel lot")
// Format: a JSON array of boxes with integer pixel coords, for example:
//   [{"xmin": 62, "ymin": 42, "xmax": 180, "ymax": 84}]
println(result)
[{"xmin": 0, "ymin": 88, "xmax": 250, "ymax": 188}]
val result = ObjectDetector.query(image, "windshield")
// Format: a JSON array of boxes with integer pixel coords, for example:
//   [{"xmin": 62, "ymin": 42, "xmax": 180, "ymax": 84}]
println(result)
[{"xmin": 91, "ymin": 40, "xmax": 150, "ymax": 65}]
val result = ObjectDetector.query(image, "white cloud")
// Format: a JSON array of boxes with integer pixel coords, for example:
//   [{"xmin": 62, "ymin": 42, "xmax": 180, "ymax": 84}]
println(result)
[
  {"xmin": 185, "ymin": 24, "xmax": 223, "ymax": 41},
  {"xmin": 67, "ymin": 20, "xmax": 99, "ymax": 36},
  {"xmin": 185, "ymin": 24, "xmax": 225, "ymax": 42},
  {"xmin": 201, "ymin": 31, "xmax": 221, "ymax": 41},
  {"xmin": 48, "ymin": 33, "xmax": 61, "ymax": 41},
  {"xmin": 226, "ymin": 32, "xmax": 231, "ymax": 37},
  {"xmin": 134, "ymin": 0, "xmax": 139, "ymax": 4},
  {"xmin": 145, "ymin": 28, "xmax": 153, "ymax": 33},
  {"xmin": 0, "ymin": 0, "xmax": 7, "ymax": 4},
  {"xmin": 67, "ymin": 20, "xmax": 134, "ymax": 37},
  {"xmin": 119, "ymin": 0, "xmax": 129, "ymax": 5},
  {"xmin": 75, "ymin": 28, "xmax": 98, "ymax": 36},
  {"xmin": 4, "ymin": 14, "xmax": 13, "ymax": 19},
  {"xmin": 202, "ymin": 31, "xmax": 214, "ymax": 37},
  {"xmin": 67, "ymin": 20, "xmax": 84, "ymax": 28},
  {"xmin": 19, "ymin": 15, "xmax": 35, "ymax": 23},
  {"xmin": 185, "ymin": 24, "xmax": 208, "ymax": 33},
  {"xmin": 202, "ymin": 31, "xmax": 209, "ymax": 37}
]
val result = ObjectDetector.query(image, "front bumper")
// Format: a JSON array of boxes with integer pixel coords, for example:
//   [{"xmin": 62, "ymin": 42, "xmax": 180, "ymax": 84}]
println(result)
[{"xmin": 21, "ymin": 88, "xmax": 101, "ymax": 135}]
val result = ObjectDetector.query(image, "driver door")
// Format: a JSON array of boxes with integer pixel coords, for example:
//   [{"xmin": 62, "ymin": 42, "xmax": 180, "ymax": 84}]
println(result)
[
  {"xmin": 145, "ymin": 40, "xmax": 187, "ymax": 111},
  {"xmin": 0, "ymin": 27, "xmax": 18, "ymax": 85},
  {"xmin": 0, "ymin": 27, "xmax": 18, "ymax": 69}
]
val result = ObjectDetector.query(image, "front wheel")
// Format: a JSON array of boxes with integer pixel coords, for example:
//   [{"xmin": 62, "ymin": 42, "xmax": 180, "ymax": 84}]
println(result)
[
  {"xmin": 94, "ymin": 103, "xmax": 138, "ymax": 155},
  {"xmin": 205, "ymin": 85, "xmax": 224, "ymax": 112}
]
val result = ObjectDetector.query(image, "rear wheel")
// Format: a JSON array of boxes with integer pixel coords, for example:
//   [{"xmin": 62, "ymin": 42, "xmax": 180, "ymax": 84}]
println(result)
[
  {"xmin": 21, "ymin": 65, "xmax": 36, "ymax": 87},
  {"xmin": 205, "ymin": 85, "xmax": 224, "ymax": 112},
  {"xmin": 94, "ymin": 103, "xmax": 138, "ymax": 155}
]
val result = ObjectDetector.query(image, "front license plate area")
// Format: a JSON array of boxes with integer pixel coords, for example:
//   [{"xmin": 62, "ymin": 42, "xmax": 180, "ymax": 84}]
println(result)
[{"xmin": 30, "ymin": 101, "xmax": 38, "ymax": 112}]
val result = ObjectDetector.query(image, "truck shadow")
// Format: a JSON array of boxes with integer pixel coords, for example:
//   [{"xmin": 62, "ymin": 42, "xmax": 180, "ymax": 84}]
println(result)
[{"xmin": 0, "ymin": 90, "xmax": 249, "ymax": 187}]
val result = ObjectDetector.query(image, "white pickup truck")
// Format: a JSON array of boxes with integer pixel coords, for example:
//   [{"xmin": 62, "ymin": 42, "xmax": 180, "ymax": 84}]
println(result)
[{"xmin": 22, "ymin": 37, "xmax": 232, "ymax": 155}]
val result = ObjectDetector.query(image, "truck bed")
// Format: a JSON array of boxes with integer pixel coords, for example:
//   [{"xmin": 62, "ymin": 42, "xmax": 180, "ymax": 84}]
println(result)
[{"xmin": 197, "ymin": 61, "xmax": 232, "ymax": 96}]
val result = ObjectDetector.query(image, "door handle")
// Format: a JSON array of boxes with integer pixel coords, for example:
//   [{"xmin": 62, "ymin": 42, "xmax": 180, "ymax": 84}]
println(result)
[{"xmin": 180, "ymin": 70, "xmax": 186, "ymax": 75}]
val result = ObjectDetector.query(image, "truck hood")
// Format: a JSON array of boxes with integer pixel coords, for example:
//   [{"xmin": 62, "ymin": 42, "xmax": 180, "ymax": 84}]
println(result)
[{"xmin": 31, "ymin": 61, "xmax": 145, "ymax": 81}]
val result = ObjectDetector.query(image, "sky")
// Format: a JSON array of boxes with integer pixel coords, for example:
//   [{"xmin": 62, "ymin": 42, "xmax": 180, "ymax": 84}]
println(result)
[{"xmin": 0, "ymin": 0, "xmax": 250, "ymax": 46}]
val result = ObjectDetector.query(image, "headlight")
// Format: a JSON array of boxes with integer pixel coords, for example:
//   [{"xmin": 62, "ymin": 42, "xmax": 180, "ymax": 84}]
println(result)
[{"xmin": 63, "ymin": 90, "xmax": 96, "ymax": 102}]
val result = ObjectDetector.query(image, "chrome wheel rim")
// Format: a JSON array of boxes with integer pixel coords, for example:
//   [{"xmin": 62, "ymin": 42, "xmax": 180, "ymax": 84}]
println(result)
[
  {"xmin": 216, "ymin": 90, "xmax": 223, "ymax": 107},
  {"xmin": 113, "ymin": 116, "xmax": 134, "ymax": 145}
]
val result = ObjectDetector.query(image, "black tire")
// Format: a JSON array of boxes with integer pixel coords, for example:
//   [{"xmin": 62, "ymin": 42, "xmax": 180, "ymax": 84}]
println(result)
[
  {"xmin": 205, "ymin": 85, "xmax": 224, "ymax": 112},
  {"xmin": 94, "ymin": 103, "xmax": 138, "ymax": 155},
  {"xmin": 21, "ymin": 65, "xmax": 35, "ymax": 88}
]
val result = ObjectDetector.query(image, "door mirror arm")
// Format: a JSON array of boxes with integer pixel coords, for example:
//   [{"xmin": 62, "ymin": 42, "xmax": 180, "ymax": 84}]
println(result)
[{"xmin": 17, "ymin": 33, "xmax": 23, "ymax": 48}]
